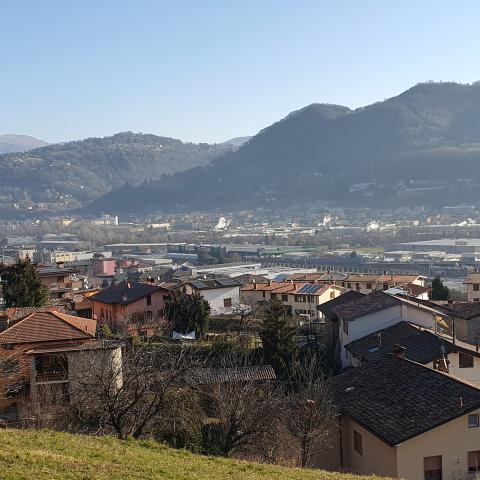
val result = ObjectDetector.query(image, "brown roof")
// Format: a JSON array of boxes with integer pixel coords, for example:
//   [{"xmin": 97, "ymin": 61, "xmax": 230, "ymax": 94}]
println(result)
[
  {"xmin": 332, "ymin": 291, "xmax": 401, "ymax": 322},
  {"xmin": 405, "ymin": 283, "xmax": 431, "ymax": 296},
  {"xmin": 0, "ymin": 306, "xmax": 67, "ymax": 323},
  {"xmin": 333, "ymin": 356, "xmax": 480, "ymax": 446},
  {"xmin": 0, "ymin": 311, "xmax": 97, "ymax": 345}
]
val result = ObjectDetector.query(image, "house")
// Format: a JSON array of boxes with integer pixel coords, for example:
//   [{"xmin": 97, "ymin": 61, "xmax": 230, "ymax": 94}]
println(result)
[
  {"xmin": 242, "ymin": 281, "xmax": 344, "ymax": 320},
  {"xmin": 318, "ymin": 291, "xmax": 445, "ymax": 368},
  {"xmin": 464, "ymin": 273, "xmax": 480, "ymax": 302},
  {"xmin": 89, "ymin": 281, "xmax": 172, "ymax": 336},
  {"xmin": 284, "ymin": 272, "xmax": 427, "ymax": 296},
  {"xmin": 91, "ymin": 257, "xmax": 116, "ymax": 277},
  {"xmin": 409, "ymin": 299, "xmax": 480, "ymax": 346},
  {"xmin": 329, "ymin": 355, "xmax": 480, "ymax": 480},
  {"xmin": 0, "ymin": 308, "xmax": 98, "ymax": 421},
  {"xmin": 184, "ymin": 277, "xmax": 242, "ymax": 315},
  {"xmin": 36, "ymin": 264, "xmax": 80, "ymax": 301},
  {"xmin": 345, "ymin": 321, "xmax": 480, "ymax": 385}
]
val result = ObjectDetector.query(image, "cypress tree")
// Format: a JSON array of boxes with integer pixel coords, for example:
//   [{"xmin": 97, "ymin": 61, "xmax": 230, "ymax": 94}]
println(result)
[
  {"xmin": 258, "ymin": 298, "xmax": 299, "ymax": 380},
  {"xmin": 0, "ymin": 258, "xmax": 49, "ymax": 307}
]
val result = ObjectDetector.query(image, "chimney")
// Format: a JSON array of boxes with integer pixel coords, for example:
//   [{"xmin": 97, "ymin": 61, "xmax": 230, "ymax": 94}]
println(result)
[
  {"xmin": 127, "ymin": 281, "xmax": 132, "ymax": 289},
  {"xmin": 392, "ymin": 344, "xmax": 405, "ymax": 359},
  {"xmin": 377, "ymin": 332, "xmax": 382, "ymax": 346},
  {"xmin": 459, "ymin": 396, "xmax": 464, "ymax": 408},
  {"xmin": 122, "ymin": 293, "xmax": 128, "ymax": 302}
]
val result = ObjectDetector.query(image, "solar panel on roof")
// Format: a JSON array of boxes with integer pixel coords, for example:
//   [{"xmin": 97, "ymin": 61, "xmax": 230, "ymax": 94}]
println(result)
[
  {"xmin": 190, "ymin": 280, "xmax": 208, "ymax": 289},
  {"xmin": 216, "ymin": 278, "xmax": 239, "ymax": 287},
  {"xmin": 297, "ymin": 284, "xmax": 323, "ymax": 294}
]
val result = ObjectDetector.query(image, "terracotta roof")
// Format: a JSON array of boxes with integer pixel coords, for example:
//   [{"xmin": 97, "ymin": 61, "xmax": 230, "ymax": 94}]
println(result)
[
  {"xmin": 0, "ymin": 306, "xmax": 67, "ymax": 323},
  {"xmin": 332, "ymin": 291, "xmax": 401, "ymax": 322},
  {"xmin": 464, "ymin": 273, "xmax": 480, "ymax": 284},
  {"xmin": 0, "ymin": 311, "xmax": 97, "ymax": 344},
  {"xmin": 345, "ymin": 274, "xmax": 422, "ymax": 284},
  {"xmin": 25, "ymin": 339, "xmax": 123, "ymax": 355},
  {"xmin": 332, "ymin": 356, "xmax": 480, "ymax": 446},
  {"xmin": 242, "ymin": 282, "xmax": 336, "ymax": 296},
  {"xmin": 405, "ymin": 283, "xmax": 431, "ymax": 296}
]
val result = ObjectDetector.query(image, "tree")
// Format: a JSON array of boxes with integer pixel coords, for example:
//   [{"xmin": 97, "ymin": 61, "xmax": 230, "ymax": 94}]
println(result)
[
  {"xmin": 201, "ymin": 354, "xmax": 282, "ymax": 458},
  {"xmin": 258, "ymin": 299, "xmax": 298, "ymax": 380},
  {"xmin": 164, "ymin": 291, "xmax": 210, "ymax": 338},
  {"xmin": 0, "ymin": 258, "xmax": 49, "ymax": 307},
  {"xmin": 284, "ymin": 354, "xmax": 336, "ymax": 467},
  {"xmin": 71, "ymin": 342, "xmax": 195, "ymax": 440},
  {"xmin": 431, "ymin": 275, "xmax": 449, "ymax": 300}
]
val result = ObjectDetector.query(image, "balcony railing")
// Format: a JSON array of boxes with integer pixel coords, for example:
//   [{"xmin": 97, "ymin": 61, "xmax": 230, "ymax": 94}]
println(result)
[{"xmin": 35, "ymin": 372, "xmax": 68, "ymax": 383}]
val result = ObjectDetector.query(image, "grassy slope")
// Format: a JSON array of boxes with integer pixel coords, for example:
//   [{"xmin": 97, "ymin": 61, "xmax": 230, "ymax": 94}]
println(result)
[{"xmin": 0, "ymin": 429, "xmax": 385, "ymax": 480}]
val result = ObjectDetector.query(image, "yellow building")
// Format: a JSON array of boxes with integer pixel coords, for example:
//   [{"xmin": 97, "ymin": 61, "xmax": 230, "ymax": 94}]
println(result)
[{"xmin": 330, "ymin": 355, "xmax": 480, "ymax": 480}]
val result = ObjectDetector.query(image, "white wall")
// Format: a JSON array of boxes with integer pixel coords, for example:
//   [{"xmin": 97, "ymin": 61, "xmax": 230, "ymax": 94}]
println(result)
[
  {"xmin": 340, "ymin": 303, "xmax": 437, "ymax": 367},
  {"xmin": 200, "ymin": 286, "xmax": 240, "ymax": 315}
]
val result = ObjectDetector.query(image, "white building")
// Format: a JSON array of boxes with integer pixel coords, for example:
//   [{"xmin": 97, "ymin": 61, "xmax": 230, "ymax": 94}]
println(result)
[{"xmin": 184, "ymin": 278, "xmax": 242, "ymax": 315}]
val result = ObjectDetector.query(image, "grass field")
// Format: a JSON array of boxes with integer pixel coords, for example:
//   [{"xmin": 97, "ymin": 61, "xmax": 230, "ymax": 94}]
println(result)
[{"xmin": 0, "ymin": 429, "xmax": 386, "ymax": 480}]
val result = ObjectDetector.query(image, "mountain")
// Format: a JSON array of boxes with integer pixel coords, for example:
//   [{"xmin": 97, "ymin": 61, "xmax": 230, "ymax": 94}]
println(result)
[
  {"xmin": 91, "ymin": 82, "xmax": 480, "ymax": 214},
  {"xmin": 223, "ymin": 136, "xmax": 252, "ymax": 148},
  {"xmin": 0, "ymin": 134, "xmax": 49, "ymax": 154},
  {"xmin": 0, "ymin": 132, "xmax": 232, "ymax": 210}
]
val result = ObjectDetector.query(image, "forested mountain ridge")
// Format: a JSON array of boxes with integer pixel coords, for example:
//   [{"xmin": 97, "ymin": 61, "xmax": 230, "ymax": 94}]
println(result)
[
  {"xmin": 90, "ymin": 82, "xmax": 480, "ymax": 214},
  {"xmin": 0, "ymin": 132, "xmax": 232, "ymax": 209}
]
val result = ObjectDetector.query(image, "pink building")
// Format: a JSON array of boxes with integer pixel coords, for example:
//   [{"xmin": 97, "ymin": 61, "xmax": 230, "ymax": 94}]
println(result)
[
  {"xmin": 90, "ymin": 281, "xmax": 171, "ymax": 336},
  {"xmin": 91, "ymin": 258, "xmax": 116, "ymax": 276}
]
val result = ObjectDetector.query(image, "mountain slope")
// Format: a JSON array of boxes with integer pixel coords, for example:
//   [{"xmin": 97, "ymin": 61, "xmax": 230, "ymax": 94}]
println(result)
[
  {"xmin": 92, "ymin": 82, "xmax": 480, "ymax": 214},
  {"xmin": 0, "ymin": 429, "xmax": 383, "ymax": 480},
  {"xmin": 0, "ymin": 134, "xmax": 48, "ymax": 154},
  {"xmin": 0, "ymin": 132, "xmax": 231, "ymax": 208}
]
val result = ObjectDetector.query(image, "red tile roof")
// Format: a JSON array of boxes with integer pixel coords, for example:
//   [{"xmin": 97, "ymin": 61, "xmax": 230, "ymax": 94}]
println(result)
[{"xmin": 0, "ymin": 311, "xmax": 97, "ymax": 344}]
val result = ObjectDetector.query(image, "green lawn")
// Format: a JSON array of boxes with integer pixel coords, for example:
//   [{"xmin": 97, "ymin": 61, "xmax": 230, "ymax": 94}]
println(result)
[{"xmin": 0, "ymin": 429, "xmax": 386, "ymax": 480}]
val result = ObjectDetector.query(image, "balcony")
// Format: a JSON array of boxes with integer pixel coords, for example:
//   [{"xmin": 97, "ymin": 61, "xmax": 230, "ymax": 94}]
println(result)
[{"xmin": 35, "ymin": 372, "xmax": 68, "ymax": 383}]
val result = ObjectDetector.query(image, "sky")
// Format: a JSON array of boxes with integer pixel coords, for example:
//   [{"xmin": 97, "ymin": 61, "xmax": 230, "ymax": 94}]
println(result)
[{"xmin": 1, "ymin": 0, "xmax": 480, "ymax": 144}]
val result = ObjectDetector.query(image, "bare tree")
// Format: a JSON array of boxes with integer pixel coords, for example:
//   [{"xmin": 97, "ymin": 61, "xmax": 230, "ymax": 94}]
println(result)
[
  {"xmin": 200, "ymin": 353, "xmax": 282, "ymax": 458},
  {"xmin": 284, "ymin": 355, "xmax": 336, "ymax": 468},
  {"xmin": 71, "ymin": 341, "xmax": 197, "ymax": 440}
]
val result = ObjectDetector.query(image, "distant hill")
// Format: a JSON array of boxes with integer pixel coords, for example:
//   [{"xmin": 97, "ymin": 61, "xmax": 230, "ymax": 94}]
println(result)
[
  {"xmin": 0, "ymin": 134, "xmax": 48, "ymax": 154},
  {"xmin": 91, "ymin": 82, "xmax": 480, "ymax": 214},
  {"xmin": 0, "ymin": 132, "xmax": 232, "ymax": 209},
  {"xmin": 224, "ymin": 136, "xmax": 252, "ymax": 148},
  {"xmin": 0, "ymin": 429, "xmax": 380, "ymax": 480}
]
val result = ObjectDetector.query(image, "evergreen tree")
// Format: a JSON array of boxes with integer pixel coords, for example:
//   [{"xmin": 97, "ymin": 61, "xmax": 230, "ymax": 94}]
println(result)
[
  {"xmin": 0, "ymin": 258, "xmax": 49, "ymax": 307},
  {"xmin": 164, "ymin": 291, "xmax": 210, "ymax": 337},
  {"xmin": 431, "ymin": 275, "xmax": 449, "ymax": 300},
  {"xmin": 258, "ymin": 298, "xmax": 298, "ymax": 380}
]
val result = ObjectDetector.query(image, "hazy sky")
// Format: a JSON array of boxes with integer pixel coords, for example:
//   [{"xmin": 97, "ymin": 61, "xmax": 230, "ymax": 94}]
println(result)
[{"xmin": 2, "ymin": 0, "xmax": 480, "ymax": 144}]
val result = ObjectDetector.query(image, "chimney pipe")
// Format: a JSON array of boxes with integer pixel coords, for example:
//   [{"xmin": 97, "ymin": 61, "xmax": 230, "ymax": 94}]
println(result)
[{"xmin": 392, "ymin": 344, "xmax": 405, "ymax": 359}]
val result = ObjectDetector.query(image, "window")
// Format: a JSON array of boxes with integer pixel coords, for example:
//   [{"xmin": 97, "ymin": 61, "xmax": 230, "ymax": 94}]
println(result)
[
  {"xmin": 347, "ymin": 283, "xmax": 351, "ymax": 288},
  {"xmin": 281, "ymin": 294, "xmax": 288, "ymax": 302},
  {"xmin": 475, "ymin": 298, "xmax": 480, "ymax": 302},
  {"xmin": 468, "ymin": 413, "xmax": 480, "ymax": 428},
  {"xmin": 468, "ymin": 451, "xmax": 480, "ymax": 473},
  {"xmin": 100, "ymin": 308, "xmax": 104, "ymax": 319},
  {"xmin": 424, "ymin": 456, "xmax": 442, "ymax": 480},
  {"xmin": 459, "ymin": 352, "xmax": 474, "ymax": 368},
  {"xmin": 353, "ymin": 430, "xmax": 363, "ymax": 455},
  {"xmin": 383, "ymin": 283, "xmax": 389, "ymax": 290},
  {"xmin": 342, "ymin": 318, "xmax": 349, "ymax": 335},
  {"xmin": 295, "ymin": 295, "xmax": 306, "ymax": 302},
  {"xmin": 262, "ymin": 291, "xmax": 266, "ymax": 298},
  {"xmin": 366, "ymin": 283, "xmax": 372, "ymax": 289},
  {"xmin": 474, "ymin": 284, "xmax": 480, "ymax": 291},
  {"xmin": 223, "ymin": 298, "xmax": 232, "ymax": 308},
  {"xmin": 146, "ymin": 294, "xmax": 152, "ymax": 306}
]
